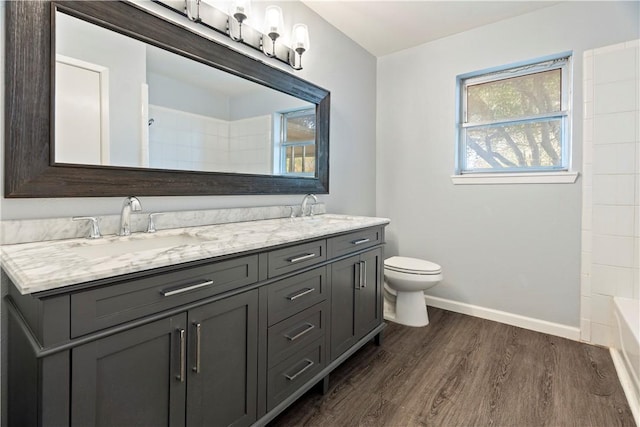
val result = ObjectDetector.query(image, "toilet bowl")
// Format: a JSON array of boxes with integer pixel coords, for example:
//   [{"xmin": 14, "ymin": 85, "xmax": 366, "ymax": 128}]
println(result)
[{"xmin": 383, "ymin": 256, "xmax": 442, "ymax": 327}]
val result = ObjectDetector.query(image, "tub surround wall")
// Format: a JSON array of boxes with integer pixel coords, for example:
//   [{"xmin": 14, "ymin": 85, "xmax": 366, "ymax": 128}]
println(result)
[
  {"xmin": 377, "ymin": 2, "xmax": 639, "ymax": 333},
  {"xmin": 581, "ymin": 40, "xmax": 640, "ymax": 347}
]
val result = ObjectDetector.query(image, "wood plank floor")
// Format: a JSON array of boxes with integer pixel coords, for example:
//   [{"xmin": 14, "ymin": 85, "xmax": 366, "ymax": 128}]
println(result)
[{"xmin": 269, "ymin": 307, "xmax": 636, "ymax": 427}]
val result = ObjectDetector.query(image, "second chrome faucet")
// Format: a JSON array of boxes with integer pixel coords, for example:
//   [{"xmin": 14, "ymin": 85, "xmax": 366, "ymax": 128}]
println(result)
[
  {"xmin": 300, "ymin": 194, "xmax": 318, "ymax": 217},
  {"xmin": 119, "ymin": 196, "xmax": 142, "ymax": 236}
]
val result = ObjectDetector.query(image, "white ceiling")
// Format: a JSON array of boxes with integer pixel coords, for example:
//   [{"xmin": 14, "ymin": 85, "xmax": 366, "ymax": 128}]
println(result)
[{"xmin": 301, "ymin": 0, "xmax": 560, "ymax": 57}]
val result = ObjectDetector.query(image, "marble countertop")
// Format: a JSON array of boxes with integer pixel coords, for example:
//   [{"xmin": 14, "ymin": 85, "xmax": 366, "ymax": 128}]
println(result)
[{"xmin": 1, "ymin": 214, "xmax": 389, "ymax": 295}]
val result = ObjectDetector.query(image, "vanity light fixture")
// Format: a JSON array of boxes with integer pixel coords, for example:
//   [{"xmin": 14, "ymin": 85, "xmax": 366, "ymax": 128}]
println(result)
[{"xmin": 164, "ymin": 0, "xmax": 310, "ymax": 70}]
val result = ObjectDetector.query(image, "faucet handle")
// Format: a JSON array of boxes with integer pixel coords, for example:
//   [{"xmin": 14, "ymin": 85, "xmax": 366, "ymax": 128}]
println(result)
[
  {"xmin": 73, "ymin": 216, "xmax": 102, "ymax": 239},
  {"xmin": 147, "ymin": 213, "xmax": 162, "ymax": 233}
]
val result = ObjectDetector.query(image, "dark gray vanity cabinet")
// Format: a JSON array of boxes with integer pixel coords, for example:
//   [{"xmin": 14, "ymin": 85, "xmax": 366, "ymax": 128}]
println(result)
[
  {"xmin": 186, "ymin": 291, "xmax": 258, "ymax": 427},
  {"xmin": 264, "ymin": 267, "xmax": 329, "ymax": 411},
  {"xmin": 330, "ymin": 248, "xmax": 383, "ymax": 361},
  {"xmin": 6, "ymin": 225, "xmax": 386, "ymax": 427},
  {"xmin": 70, "ymin": 290, "xmax": 258, "ymax": 427},
  {"xmin": 71, "ymin": 314, "xmax": 188, "ymax": 427}
]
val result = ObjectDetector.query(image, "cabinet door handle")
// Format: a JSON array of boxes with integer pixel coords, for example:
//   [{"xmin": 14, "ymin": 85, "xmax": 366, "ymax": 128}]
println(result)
[
  {"xmin": 176, "ymin": 328, "xmax": 186, "ymax": 382},
  {"xmin": 193, "ymin": 322, "xmax": 201, "ymax": 373},
  {"xmin": 288, "ymin": 253, "xmax": 316, "ymax": 263},
  {"xmin": 161, "ymin": 280, "xmax": 214, "ymax": 297},
  {"xmin": 284, "ymin": 359, "xmax": 314, "ymax": 381},
  {"xmin": 361, "ymin": 260, "xmax": 367, "ymax": 288},
  {"xmin": 286, "ymin": 287, "xmax": 315, "ymax": 301},
  {"xmin": 357, "ymin": 261, "xmax": 364, "ymax": 289},
  {"xmin": 284, "ymin": 322, "xmax": 315, "ymax": 341},
  {"xmin": 351, "ymin": 238, "xmax": 370, "ymax": 245}
]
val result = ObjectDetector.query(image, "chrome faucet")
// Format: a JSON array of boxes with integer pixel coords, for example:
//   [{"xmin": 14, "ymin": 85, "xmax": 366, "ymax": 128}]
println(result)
[
  {"xmin": 118, "ymin": 196, "xmax": 142, "ymax": 236},
  {"xmin": 300, "ymin": 194, "xmax": 318, "ymax": 217}
]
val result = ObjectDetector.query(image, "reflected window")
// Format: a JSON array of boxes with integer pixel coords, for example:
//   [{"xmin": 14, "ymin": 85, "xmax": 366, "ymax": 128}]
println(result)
[{"xmin": 277, "ymin": 108, "xmax": 316, "ymax": 176}]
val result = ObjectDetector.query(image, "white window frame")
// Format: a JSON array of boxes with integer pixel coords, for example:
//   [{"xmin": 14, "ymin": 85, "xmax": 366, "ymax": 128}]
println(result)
[
  {"xmin": 274, "ymin": 107, "xmax": 316, "ymax": 177},
  {"xmin": 452, "ymin": 53, "xmax": 578, "ymax": 184}
]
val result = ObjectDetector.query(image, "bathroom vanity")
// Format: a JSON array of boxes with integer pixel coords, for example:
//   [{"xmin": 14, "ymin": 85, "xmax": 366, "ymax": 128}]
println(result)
[{"xmin": 3, "ymin": 215, "xmax": 388, "ymax": 426}]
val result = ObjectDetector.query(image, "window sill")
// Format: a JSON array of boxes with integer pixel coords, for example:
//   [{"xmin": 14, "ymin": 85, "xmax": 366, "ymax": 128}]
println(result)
[{"xmin": 450, "ymin": 171, "xmax": 579, "ymax": 185}]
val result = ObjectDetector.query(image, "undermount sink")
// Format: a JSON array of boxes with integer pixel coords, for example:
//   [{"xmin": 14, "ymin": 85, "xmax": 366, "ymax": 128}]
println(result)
[
  {"xmin": 70, "ymin": 234, "xmax": 208, "ymax": 259},
  {"xmin": 292, "ymin": 214, "xmax": 358, "ymax": 224}
]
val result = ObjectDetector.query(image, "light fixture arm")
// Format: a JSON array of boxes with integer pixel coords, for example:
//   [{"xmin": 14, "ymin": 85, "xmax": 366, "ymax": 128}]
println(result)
[
  {"xmin": 288, "ymin": 48, "xmax": 305, "ymax": 71},
  {"xmin": 185, "ymin": 0, "xmax": 201, "ymax": 23}
]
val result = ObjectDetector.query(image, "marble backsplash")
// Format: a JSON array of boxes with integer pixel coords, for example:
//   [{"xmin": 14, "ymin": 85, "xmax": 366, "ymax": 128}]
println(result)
[{"xmin": 0, "ymin": 203, "xmax": 326, "ymax": 245}]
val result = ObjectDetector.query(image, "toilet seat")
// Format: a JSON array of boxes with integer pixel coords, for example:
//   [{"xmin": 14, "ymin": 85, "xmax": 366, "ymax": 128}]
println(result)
[{"xmin": 384, "ymin": 256, "xmax": 441, "ymax": 275}]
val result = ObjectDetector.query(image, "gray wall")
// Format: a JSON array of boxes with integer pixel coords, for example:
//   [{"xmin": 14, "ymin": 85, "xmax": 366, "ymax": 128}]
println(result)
[
  {"xmin": 376, "ymin": 1, "xmax": 640, "ymax": 327},
  {"xmin": 229, "ymin": 90, "xmax": 311, "ymax": 121},
  {"xmin": 56, "ymin": 12, "xmax": 147, "ymax": 167},
  {"xmin": 147, "ymin": 71, "xmax": 232, "ymax": 120}
]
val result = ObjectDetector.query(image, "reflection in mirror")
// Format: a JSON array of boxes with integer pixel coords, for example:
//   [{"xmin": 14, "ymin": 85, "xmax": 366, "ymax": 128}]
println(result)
[{"xmin": 54, "ymin": 11, "xmax": 316, "ymax": 176}]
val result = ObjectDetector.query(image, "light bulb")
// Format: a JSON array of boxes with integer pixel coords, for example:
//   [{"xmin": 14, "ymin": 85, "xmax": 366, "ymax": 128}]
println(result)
[
  {"xmin": 264, "ymin": 5, "xmax": 283, "ymax": 41},
  {"xmin": 291, "ymin": 23, "xmax": 309, "ymax": 54}
]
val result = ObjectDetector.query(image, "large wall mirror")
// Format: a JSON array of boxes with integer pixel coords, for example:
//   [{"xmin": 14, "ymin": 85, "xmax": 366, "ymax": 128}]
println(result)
[{"xmin": 5, "ymin": 1, "xmax": 330, "ymax": 197}]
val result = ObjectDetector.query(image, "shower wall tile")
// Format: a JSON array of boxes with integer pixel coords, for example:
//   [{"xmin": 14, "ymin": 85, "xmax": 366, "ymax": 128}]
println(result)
[
  {"xmin": 591, "ymin": 322, "xmax": 612, "ymax": 347},
  {"xmin": 593, "ymin": 112, "xmax": 637, "ymax": 144},
  {"xmin": 581, "ymin": 40, "xmax": 640, "ymax": 344},
  {"xmin": 593, "ymin": 80, "xmax": 637, "ymax": 115},
  {"xmin": 593, "ymin": 45, "xmax": 637, "ymax": 83}
]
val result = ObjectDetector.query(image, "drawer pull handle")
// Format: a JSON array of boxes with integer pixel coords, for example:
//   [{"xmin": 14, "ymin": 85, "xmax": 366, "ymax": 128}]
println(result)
[
  {"xmin": 287, "ymin": 287, "xmax": 315, "ymax": 301},
  {"xmin": 193, "ymin": 322, "xmax": 201, "ymax": 373},
  {"xmin": 351, "ymin": 238, "xmax": 370, "ymax": 245},
  {"xmin": 285, "ymin": 359, "xmax": 315, "ymax": 381},
  {"xmin": 288, "ymin": 253, "xmax": 316, "ymax": 263},
  {"xmin": 285, "ymin": 322, "xmax": 315, "ymax": 341},
  {"xmin": 161, "ymin": 280, "xmax": 214, "ymax": 297},
  {"xmin": 176, "ymin": 328, "xmax": 186, "ymax": 382}
]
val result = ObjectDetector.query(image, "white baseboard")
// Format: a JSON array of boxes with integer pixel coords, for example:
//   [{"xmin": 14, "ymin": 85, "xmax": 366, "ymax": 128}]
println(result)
[
  {"xmin": 424, "ymin": 295, "xmax": 581, "ymax": 341},
  {"xmin": 610, "ymin": 348, "xmax": 640, "ymax": 426}
]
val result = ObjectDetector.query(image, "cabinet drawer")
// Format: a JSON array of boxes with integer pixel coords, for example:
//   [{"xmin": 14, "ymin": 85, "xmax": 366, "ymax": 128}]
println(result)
[
  {"xmin": 267, "ymin": 240, "xmax": 326, "ymax": 278},
  {"xmin": 267, "ymin": 267, "xmax": 327, "ymax": 326},
  {"xmin": 268, "ymin": 301, "xmax": 326, "ymax": 368},
  {"xmin": 267, "ymin": 338, "xmax": 325, "ymax": 411},
  {"xmin": 71, "ymin": 255, "xmax": 258, "ymax": 337},
  {"xmin": 327, "ymin": 226, "xmax": 384, "ymax": 259}
]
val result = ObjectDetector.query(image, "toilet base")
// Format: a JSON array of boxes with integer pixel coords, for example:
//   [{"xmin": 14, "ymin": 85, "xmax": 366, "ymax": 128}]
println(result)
[
  {"xmin": 396, "ymin": 291, "xmax": 429, "ymax": 327},
  {"xmin": 384, "ymin": 290, "xmax": 429, "ymax": 327}
]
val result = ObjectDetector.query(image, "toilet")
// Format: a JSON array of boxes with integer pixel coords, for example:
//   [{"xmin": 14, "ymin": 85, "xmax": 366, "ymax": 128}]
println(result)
[{"xmin": 383, "ymin": 256, "xmax": 442, "ymax": 327}]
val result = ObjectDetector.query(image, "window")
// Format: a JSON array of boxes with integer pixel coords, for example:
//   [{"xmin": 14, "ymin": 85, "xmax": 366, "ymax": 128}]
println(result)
[
  {"xmin": 457, "ymin": 55, "xmax": 572, "ymax": 176},
  {"xmin": 277, "ymin": 108, "xmax": 316, "ymax": 176}
]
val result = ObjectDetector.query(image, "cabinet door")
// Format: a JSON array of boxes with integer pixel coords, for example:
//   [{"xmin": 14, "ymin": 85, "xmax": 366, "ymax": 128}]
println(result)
[
  {"xmin": 330, "ymin": 255, "xmax": 359, "ymax": 360},
  {"xmin": 71, "ymin": 314, "xmax": 187, "ymax": 427},
  {"xmin": 187, "ymin": 290, "xmax": 258, "ymax": 427},
  {"xmin": 355, "ymin": 247, "xmax": 382, "ymax": 339}
]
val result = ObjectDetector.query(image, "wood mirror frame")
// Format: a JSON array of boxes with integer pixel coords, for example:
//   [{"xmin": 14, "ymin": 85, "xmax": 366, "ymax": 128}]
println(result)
[{"xmin": 5, "ymin": 1, "xmax": 330, "ymax": 198}]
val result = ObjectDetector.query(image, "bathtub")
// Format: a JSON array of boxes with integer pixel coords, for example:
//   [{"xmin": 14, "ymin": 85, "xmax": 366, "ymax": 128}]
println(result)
[{"xmin": 611, "ymin": 297, "xmax": 639, "ymax": 425}]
